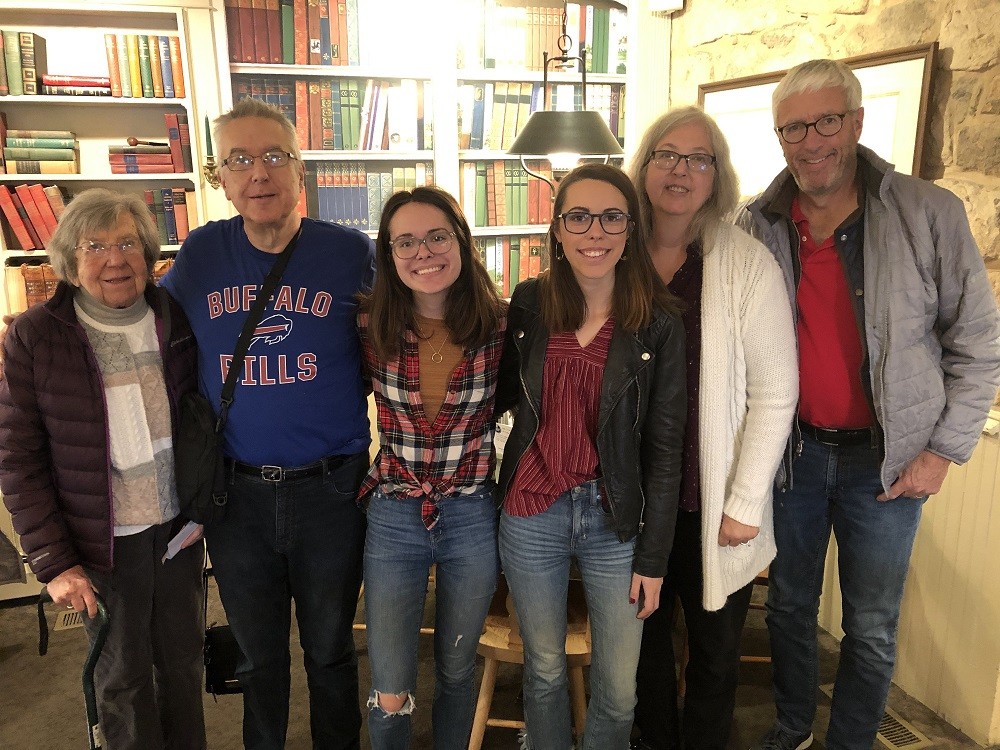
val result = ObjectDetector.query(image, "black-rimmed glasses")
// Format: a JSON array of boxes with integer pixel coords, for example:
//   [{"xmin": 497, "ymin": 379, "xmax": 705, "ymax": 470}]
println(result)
[
  {"xmin": 557, "ymin": 211, "xmax": 632, "ymax": 235},
  {"xmin": 389, "ymin": 230, "xmax": 456, "ymax": 259},
  {"xmin": 648, "ymin": 150, "xmax": 717, "ymax": 173},
  {"xmin": 775, "ymin": 112, "xmax": 853, "ymax": 144},
  {"xmin": 221, "ymin": 150, "xmax": 298, "ymax": 171}
]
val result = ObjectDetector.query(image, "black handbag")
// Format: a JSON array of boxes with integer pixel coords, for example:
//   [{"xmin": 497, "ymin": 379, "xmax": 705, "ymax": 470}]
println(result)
[
  {"xmin": 172, "ymin": 231, "xmax": 299, "ymax": 524},
  {"xmin": 203, "ymin": 568, "xmax": 243, "ymax": 696}
]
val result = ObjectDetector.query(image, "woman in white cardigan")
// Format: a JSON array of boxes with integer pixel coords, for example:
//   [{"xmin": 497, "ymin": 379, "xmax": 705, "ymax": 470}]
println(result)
[{"xmin": 628, "ymin": 106, "xmax": 798, "ymax": 749}]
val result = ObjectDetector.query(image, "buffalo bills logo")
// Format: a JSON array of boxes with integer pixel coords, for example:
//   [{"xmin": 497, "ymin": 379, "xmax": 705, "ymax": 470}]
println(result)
[{"xmin": 250, "ymin": 314, "xmax": 293, "ymax": 348}]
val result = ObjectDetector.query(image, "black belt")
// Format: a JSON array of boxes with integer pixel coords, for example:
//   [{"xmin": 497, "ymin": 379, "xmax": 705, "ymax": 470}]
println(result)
[
  {"xmin": 798, "ymin": 420, "xmax": 874, "ymax": 447},
  {"xmin": 228, "ymin": 454, "xmax": 353, "ymax": 482}
]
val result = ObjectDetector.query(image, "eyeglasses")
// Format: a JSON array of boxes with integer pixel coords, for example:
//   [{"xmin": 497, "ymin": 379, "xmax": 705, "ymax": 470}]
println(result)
[
  {"xmin": 775, "ymin": 112, "xmax": 852, "ymax": 144},
  {"xmin": 76, "ymin": 239, "xmax": 143, "ymax": 256},
  {"xmin": 389, "ymin": 230, "xmax": 456, "ymax": 260},
  {"xmin": 557, "ymin": 210, "xmax": 632, "ymax": 235},
  {"xmin": 221, "ymin": 150, "xmax": 298, "ymax": 172},
  {"xmin": 648, "ymin": 150, "xmax": 717, "ymax": 173}
]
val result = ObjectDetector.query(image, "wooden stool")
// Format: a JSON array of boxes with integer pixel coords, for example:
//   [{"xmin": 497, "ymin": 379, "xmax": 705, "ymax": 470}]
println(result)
[{"xmin": 468, "ymin": 575, "xmax": 591, "ymax": 750}]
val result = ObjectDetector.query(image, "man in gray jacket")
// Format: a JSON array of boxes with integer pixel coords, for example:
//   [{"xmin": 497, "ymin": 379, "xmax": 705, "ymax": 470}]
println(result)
[{"xmin": 742, "ymin": 59, "xmax": 1000, "ymax": 750}]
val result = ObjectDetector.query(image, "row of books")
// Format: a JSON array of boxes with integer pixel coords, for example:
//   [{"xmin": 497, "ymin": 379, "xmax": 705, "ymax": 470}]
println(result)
[
  {"xmin": 2, "ymin": 126, "xmax": 80, "ymax": 175},
  {"xmin": 457, "ymin": 81, "xmax": 626, "ymax": 152},
  {"xmin": 476, "ymin": 234, "xmax": 549, "ymax": 298},
  {"xmin": 102, "ymin": 34, "xmax": 186, "ymax": 99},
  {"xmin": 0, "ymin": 183, "xmax": 67, "ymax": 250},
  {"xmin": 18, "ymin": 258, "xmax": 175, "ymax": 308},
  {"xmin": 143, "ymin": 187, "xmax": 199, "ymax": 246},
  {"xmin": 107, "ymin": 114, "xmax": 195, "ymax": 174},
  {"xmin": 233, "ymin": 74, "xmax": 433, "ymax": 152},
  {"xmin": 460, "ymin": 160, "xmax": 555, "ymax": 229},
  {"xmin": 302, "ymin": 161, "xmax": 434, "ymax": 231},
  {"xmin": 0, "ymin": 31, "xmax": 45, "ymax": 96},
  {"xmin": 461, "ymin": 3, "xmax": 627, "ymax": 74},
  {"xmin": 225, "ymin": 0, "xmax": 361, "ymax": 67}
]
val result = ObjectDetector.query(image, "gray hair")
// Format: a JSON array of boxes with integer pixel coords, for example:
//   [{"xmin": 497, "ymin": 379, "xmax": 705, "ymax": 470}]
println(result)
[
  {"xmin": 627, "ymin": 105, "xmax": 740, "ymax": 249},
  {"xmin": 48, "ymin": 188, "xmax": 160, "ymax": 283},
  {"xmin": 214, "ymin": 97, "xmax": 301, "ymax": 160},
  {"xmin": 772, "ymin": 59, "xmax": 863, "ymax": 122}
]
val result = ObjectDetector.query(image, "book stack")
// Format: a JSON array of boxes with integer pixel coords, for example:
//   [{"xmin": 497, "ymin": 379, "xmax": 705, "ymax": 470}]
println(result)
[
  {"xmin": 0, "ymin": 183, "xmax": 69, "ymax": 250},
  {"xmin": 302, "ymin": 160, "xmax": 434, "ymax": 231},
  {"xmin": 224, "ymin": 0, "xmax": 362, "ymax": 67},
  {"xmin": 40, "ymin": 75, "xmax": 112, "ymax": 97},
  {"xmin": 3, "ymin": 128, "xmax": 80, "ymax": 174},
  {"xmin": 142, "ymin": 187, "xmax": 199, "ymax": 246},
  {"xmin": 233, "ymin": 74, "xmax": 432, "ymax": 153},
  {"xmin": 460, "ymin": 160, "xmax": 554, "ymax": 229},
  {"xmin": 20, "ymin": 262, "xmax": 59, "ymax": 307},
  {"xmin": 102, "ymin": 34, "xmax": 186, "ymax": 99},
  {"xmin": 474, "ymin": 234, "xmax": 548, "ymax": 298},
  {"xmin": 0, "ymin": 31, "xmax": 47, "ymax": 96}
]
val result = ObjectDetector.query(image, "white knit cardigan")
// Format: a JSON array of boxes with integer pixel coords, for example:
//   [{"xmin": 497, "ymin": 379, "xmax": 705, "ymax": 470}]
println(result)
[{"xmin": 697, "ymin": 222, "xmax": 798, "ymax": 611}]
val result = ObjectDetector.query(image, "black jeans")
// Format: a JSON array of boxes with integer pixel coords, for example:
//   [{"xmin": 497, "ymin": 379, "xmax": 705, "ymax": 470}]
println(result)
[
  {"xmin": 205, "ymin": 451, "xmax": 368, "ymax": 750},
  {"xmin": 634, "ymin": 510, "xmax": 754, "ymax": 750}
]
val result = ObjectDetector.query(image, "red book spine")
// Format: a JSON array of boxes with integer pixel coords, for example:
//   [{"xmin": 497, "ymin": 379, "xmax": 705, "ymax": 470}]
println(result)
[
  {"xmin": 293, "ymin": 0, "xmax": 308, "ymax": 65},
  {"xmin": 238, "ymin": 0, "xmax": 256, "ymax": 64},
  {"xmin": 266, "ymin": 0, "xmax": 282, "ymax": 64},
  {"xmin": 0, "ymin": 185, "xmax": 36, "ymax": 250},
  {"xmin": 172, "ymin": 187, "xmax": 189, "ymax": 241},
  {"xmin": 252, "ymin": 0, "xmax": 269, "ymax": 64},
  {"xmin": 27, "ymin": 184, "xmax": 59, "ymax": 238},
  {"xmin": 294, "ymin": 79, "xmax": 309, "ymax": 151},
  {"xmin": 14, "ymin": 184, "xmax": 51, "ymax": 246},
  {"xmin": 308, "ymin": 80, "xmax": 322, "ymax": 151},
  {"xmin": 163, "ymin": 113, "xmax": 184, "ymax": 173},
  {"xmin": 307, "ymin": 0, "xmax": 321, "ymax": 66},
  {"xmin": 225, "ymin": 0, "xmax": 242, "ymax": 63},
  {"xmin": 103, "ymin": 35, "xmax": 123, "ymax": 97},
  {"xmin": 109, "ymin": 154, "xmax": 175, "ymax": 165}
]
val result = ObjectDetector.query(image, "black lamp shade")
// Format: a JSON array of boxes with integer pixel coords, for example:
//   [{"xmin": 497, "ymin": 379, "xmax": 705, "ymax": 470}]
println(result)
[{"xmin": 508, "ymin": 110, "xmax": 624, "ymax": 156}]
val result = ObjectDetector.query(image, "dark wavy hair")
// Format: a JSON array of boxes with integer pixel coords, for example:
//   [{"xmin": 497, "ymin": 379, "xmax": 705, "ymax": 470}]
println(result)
[
  {"xmin": 360, "ymin": 186, "xmax": 505, "ymax": 360},
  {"xmin": 539, "ymin": 163, "xmax": 678, "ymax": 333}
]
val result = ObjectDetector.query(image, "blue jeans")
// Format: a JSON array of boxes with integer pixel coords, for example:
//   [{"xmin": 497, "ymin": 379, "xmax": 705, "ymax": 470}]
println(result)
[
  {"xmin": 767, "ymin": 435, "xmax": 924, "ymax": 749},
  {"xmin": 500, "ymin": 480, "xmax": 644, "ymax": 750},
  {"xmin": 205, "ymin": 451, "xmax": 368, "ymax": 750},
  {"xmin": 364, "ymin": 486, "xmax": 498, "ymax": 750}
]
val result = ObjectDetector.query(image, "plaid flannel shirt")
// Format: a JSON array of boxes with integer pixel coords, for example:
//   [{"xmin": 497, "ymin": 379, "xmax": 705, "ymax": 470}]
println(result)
[{"xmin": 357, "ymin": 312, "xmax": 507, "ymax": 528}]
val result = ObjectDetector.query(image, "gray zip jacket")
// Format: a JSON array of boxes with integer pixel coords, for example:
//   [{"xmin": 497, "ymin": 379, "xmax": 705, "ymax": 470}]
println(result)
[{"xmin": 741, "ymin": 145, "xmax": 1000, "ymax": 492}]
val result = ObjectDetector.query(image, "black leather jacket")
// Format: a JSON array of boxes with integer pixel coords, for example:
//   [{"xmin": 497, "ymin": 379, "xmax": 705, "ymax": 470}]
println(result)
[{"xmin": 496, "ymin": 278, "xmax": 687, "ymax": 578}]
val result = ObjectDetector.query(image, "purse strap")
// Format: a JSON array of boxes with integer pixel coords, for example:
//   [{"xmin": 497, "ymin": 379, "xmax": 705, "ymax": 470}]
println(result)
[{"xmin": 215, "ymin": 229, "xmax": 301, "ymax": 432}]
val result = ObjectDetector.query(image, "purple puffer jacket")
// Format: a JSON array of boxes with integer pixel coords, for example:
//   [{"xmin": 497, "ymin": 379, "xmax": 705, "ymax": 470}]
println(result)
[{"xmin": 0, "ymin": 282, "xmax": 197, "ymax": 583}]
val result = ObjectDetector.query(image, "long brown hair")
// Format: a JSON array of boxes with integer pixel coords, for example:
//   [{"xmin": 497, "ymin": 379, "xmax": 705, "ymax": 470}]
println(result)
[
  {"xmin": 360, "ymin": 186, "xmax": 505, "ymax": 360},
  {"xmin": 539, "ymin": 163, "xmax": 678, "ymax": 333}
]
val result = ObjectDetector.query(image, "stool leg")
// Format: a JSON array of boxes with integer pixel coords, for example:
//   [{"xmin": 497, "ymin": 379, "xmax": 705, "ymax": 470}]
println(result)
[
  {"xmin": 568, "ymin": 666, "xmax": 587, "ymax": 739},
  {"xmin": 468, "ymin": 657, "xmax": 499, "ymax": 750}
]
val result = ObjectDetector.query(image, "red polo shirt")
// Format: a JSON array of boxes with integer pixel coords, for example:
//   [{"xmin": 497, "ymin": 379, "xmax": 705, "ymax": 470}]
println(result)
[{"xmin": 793, "ymin": 198, "xmax": 872, "ymax": 429}]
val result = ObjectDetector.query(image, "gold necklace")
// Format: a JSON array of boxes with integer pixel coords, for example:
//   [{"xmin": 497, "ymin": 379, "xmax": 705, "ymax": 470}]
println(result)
[{"xmin": 426, "ymin": 331, "xmax": 446, "ymax": 364}]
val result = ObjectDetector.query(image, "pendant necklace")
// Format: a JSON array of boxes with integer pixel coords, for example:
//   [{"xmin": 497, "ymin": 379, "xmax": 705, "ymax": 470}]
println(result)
[{"xmin": 428, "ymin": 332, "xmax": 446, "ymax": 364}]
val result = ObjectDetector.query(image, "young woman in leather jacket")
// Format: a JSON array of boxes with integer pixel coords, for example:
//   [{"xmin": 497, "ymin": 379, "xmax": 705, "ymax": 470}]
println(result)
[{"xmin": 495, "ymin": 163, "xmax": 687, "ymax": 750}]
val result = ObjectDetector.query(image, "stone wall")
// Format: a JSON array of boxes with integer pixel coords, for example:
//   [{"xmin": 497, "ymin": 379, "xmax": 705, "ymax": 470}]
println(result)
[{"xmin": 665, "ymin": 0, "xmax": 1000, "ymax": 299}]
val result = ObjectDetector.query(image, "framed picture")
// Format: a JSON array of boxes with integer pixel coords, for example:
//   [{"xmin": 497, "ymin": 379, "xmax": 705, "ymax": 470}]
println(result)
[{"xmin": 698, "ymin": 44, "xmax": 937, "ymax": 198}]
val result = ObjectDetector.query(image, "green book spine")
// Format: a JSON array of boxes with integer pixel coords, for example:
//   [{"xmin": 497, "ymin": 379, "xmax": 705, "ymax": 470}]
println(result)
[
  {"xmin": 3, "ymin": 30, "xmax": 22, "ymax": 96},
  {"xmin": 281, "ymin": 0, "xmax": 294, "ymax": 64},
  {"xmin": 152, "ymin": 189, "xmax": 168, "ymax": 243},
  {"xmin": 475, "ymin": 162, "xmax": 487, "ymax": 228},
  {"xmin": 137, "ymin": 34, "xmax": 154, "ymax": 98},
  {"xmin": 115, "ymin": 34, "xmax": 132, "ymax": 97}
]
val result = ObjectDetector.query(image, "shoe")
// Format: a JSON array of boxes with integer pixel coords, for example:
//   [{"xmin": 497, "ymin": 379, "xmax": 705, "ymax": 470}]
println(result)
[{"xmin": 751, "ymin": 725, "xmax": 814, "ymax": 750}]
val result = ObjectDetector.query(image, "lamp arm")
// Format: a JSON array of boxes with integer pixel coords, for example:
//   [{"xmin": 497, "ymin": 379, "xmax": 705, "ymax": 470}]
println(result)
[{"xmin": 520, "ymin": 156, "xmax": 555, "ymax": 195}]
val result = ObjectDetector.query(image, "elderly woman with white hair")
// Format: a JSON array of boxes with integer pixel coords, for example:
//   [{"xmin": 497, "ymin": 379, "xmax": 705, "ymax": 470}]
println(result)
[
  {"xmin": 628, "ymin": 107, "xmax": 799, "ymax": 750},
  {"xmin": 0, "ymin": 188, "xmax": 205, "ymax": 750}
]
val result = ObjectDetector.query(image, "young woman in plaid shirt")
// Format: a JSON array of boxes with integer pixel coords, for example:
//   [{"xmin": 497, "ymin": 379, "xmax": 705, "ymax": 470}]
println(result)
[{"xmin": 357, "ymin": 186, "xmax": 507, "ymax": 750}]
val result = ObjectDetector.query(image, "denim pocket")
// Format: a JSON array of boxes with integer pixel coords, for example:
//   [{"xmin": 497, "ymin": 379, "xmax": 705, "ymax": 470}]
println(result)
[{"xmin": 327, "ymin": 451, "xmax": 369, "ymax": 495}]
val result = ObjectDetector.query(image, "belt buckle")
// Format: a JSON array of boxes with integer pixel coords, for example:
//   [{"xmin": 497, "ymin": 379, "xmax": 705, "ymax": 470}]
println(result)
[{"xmin": 261, "ymin": 465, "xmax": 284, "ymax": 482}]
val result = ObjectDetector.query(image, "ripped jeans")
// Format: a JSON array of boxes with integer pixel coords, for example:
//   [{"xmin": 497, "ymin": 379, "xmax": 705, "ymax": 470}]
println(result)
[{"xmin": 363, "ymin": 486, "xmax": 499, "ymax": 750}]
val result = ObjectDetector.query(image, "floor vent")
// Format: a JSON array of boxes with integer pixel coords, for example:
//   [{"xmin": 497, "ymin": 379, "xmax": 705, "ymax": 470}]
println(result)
[
  {"xmin": 877, "ymin": 708, "xmax": 931, "ymax": 750},
  {"xmin": 820, "ymin": 684, "xmax": 931, "ymax": 750},
  {"xmin": 53, "ymin": 610, "xmax": 86, "ymax": 631}
]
